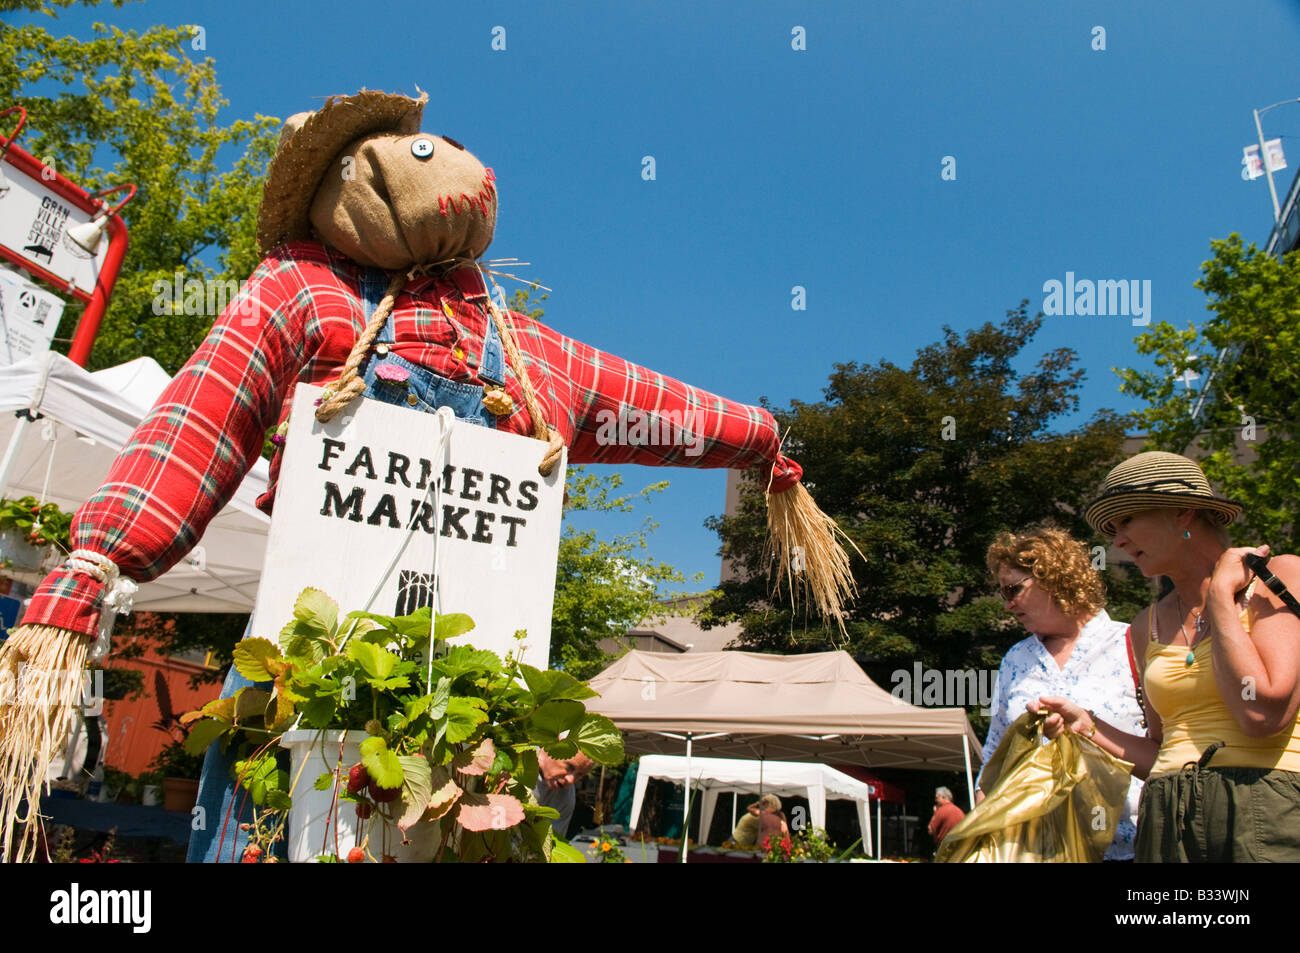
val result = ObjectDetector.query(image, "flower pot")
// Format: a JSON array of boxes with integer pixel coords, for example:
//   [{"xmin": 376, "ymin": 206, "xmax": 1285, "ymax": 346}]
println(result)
[
  {"xmin": 162, "ymin": 777, "xmax": 199, "ymax": 813},
  {"xmin": 0, "ymin": 527, "xmax": 58, "ymax": 579},
  {"xmin": 280, "ymin": 730, "xmax": 440, "ymax": 863}
]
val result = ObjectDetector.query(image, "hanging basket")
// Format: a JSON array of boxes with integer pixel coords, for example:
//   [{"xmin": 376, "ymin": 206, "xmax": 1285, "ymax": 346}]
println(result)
[
  {"xmin": 279, "ymin": 730, "xmax": 441, "ymax": 863},
  {"xmin": 0, "ymin": 526, "xmax": 59, "ymax": 579}
]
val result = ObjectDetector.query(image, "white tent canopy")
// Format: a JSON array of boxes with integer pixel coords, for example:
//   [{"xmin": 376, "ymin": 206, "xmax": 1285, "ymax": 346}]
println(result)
[
  {"xmin": 630, "ymin": 754, "xmax": 873, "ymax": 853},
  {"xmin": 0, "ymin": 351, "xmax": 270, "ymax": 613}
]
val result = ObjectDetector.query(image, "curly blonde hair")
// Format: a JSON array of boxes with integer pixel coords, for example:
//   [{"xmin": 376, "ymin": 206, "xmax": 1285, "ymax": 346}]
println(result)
[{"xmin": 985, "ymin": 526, "xmax": 1105, "ymax": 618}]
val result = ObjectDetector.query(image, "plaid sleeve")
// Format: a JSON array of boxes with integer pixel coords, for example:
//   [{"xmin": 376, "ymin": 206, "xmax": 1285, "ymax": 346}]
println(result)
[
  {"xmin": 509, "ymin": 317, "xmax": 803, "ymax": 492},
  {"xmin": 20, "ymin": 251, "xmax": 319, "ymax": 637}
]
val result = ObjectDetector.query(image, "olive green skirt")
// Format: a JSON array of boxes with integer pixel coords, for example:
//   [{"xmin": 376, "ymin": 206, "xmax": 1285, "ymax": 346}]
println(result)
[{"xmin": 1137, "ymin": 745, "xmax": 1300, "ymax": 862}]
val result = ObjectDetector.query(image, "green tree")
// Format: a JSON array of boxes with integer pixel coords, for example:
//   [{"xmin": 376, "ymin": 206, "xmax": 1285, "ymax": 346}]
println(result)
[
  {"xmin": 0, "ymin": 0, "xmax": 278, "ymax": 371},
  {"xmin": 1117, "ymin": 234, "xmax": 1300, "ymax": 552},
  {"xmin": 551, "ymin": 467, "xmax": 699, "ymax": 678},
  {"xmin": 702, "ymin": 304, "xmax": 1147, "ymax": 704}
]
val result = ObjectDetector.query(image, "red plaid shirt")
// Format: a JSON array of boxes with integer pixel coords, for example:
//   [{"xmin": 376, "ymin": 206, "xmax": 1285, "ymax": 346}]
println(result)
[{"xmin": 23, "ymin": 242, "xmax": 801, "ymax": 636}]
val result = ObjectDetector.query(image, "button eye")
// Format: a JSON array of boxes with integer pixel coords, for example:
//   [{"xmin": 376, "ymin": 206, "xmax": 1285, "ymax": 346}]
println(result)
[{"xmin": 411, "ymin": 137, "xmax": 435, "ymax": 159}]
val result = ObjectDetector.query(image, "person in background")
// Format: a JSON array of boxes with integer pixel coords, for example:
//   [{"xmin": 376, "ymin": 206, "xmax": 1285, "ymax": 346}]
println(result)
[
  {"xmin": 756, "ymin": 793, "xmax": 786, "ymax": 845},
  {"xmin": 980, "ymin": 525, "xmax": 1144, "ymax": 861},
  {"xmin": 534, "ymin": 750, "xmax": 594, "ymax": 838},
  {"xmin": 1037, "ymin": 452, "xmax": 1300, "ymax": 862},
  {"xmin": 731, "ymin": 796, "xmax": 770, "ymax": 846},
  {"xmin": 928, "ymin": 787, "xmax": 965, "ymax": 847}
]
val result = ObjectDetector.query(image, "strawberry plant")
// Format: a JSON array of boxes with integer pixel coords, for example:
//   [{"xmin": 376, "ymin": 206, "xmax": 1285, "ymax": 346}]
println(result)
[{"xmin": 183, "ymin": 588, "xmax": 624, "ymax": 863}]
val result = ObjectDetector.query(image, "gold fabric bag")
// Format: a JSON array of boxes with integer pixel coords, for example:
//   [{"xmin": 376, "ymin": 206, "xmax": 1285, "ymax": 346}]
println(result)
[{"xmin": 936, "ymin": 712, "xmax": 1133, "ymax": 863}]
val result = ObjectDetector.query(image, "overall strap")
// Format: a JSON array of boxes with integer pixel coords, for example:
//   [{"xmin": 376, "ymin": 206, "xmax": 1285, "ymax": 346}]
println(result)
[{"xmin": 360, "ymin": 267, "xmax": 390, "ymax": 337}]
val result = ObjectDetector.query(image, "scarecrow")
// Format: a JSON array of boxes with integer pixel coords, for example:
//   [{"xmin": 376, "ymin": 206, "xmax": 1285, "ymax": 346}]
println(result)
[{"xmin": 0, "ymin": 90, "xmax": 854, "ymax": 862}]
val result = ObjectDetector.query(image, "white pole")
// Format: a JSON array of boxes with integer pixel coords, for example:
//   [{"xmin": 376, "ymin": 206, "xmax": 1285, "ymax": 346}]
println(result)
[
  {"xmin": 0, "ymin": 415, "xmax": 33, "ymax": 498},
  {"xmin": 962, "ymin": 735, "xmax": 975, "ymax": 809},
  {"xmin": 876, "ymin": 796, "xmax": 882, "ymax": 859},
  {"xmin": 681, "ymin": 732, "xmax": 692, "ymax": 864},
  {"xmin": 1255, "ymin": 107, "xmax": 1282, "ymax": 224}
]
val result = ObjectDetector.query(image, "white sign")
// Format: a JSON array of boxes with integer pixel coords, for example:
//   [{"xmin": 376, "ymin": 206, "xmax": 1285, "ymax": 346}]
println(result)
[
  {"xmin": 1243, "ymin": 144, "xmax": 1264, "ymax": 180},
  {"xmin": 248, "ymin": 385, "xmax": 566, "ymax": 670},
  {"xmin": 0, "ymin": 154, "xmax": 109, "ymax": 297},
  {"xmin": 0, "ymin": 265, "xmax": 64, "ymax": 365},
  {"xmin": 1265, "ymin": 137, "xmax": 1287, "ymax": 173}
]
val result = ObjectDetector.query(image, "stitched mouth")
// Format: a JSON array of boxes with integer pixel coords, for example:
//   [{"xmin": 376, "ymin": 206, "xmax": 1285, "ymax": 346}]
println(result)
[{"xmin": 437, "ymin": 168, "xmax": 497, "ymax": 217}]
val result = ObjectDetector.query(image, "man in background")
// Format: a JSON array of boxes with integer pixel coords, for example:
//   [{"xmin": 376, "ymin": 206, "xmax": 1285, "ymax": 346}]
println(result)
[
  {"xmin": 928, "ymin": 786, "xmax": 965, "ymax": 849},
  {"xmin": 535, "ymin": 749, "xmax": 594, "ymax": 838}
]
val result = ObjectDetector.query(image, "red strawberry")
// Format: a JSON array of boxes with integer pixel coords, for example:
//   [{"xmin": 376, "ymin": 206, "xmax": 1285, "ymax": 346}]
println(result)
[
  {"xmin": 355, "ymin": 801, "xmax": 372, "ymax": 819},
  {"xmin": 368, "ymin": 780, "xmax": 400, "ymax": 803},
  {"xmin": 381, "ymin": 855, "xmax": 397, "ymax": 863},
  {"xmin": 242, "ymin": 845, "xmax": 262, "ymax": 863},
  {"xmin": 347, "ymin": 846, "xmax": 365, "ymax": 863},
  {"xmin": 347, "ymin": 763, "xmax": 370, "ymax": 796}
]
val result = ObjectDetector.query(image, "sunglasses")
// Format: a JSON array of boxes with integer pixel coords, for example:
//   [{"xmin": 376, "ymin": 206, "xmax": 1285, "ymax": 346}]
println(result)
[{"xmin": 999, "ymin": 577, "xmax": 1033, "ymax": 602}]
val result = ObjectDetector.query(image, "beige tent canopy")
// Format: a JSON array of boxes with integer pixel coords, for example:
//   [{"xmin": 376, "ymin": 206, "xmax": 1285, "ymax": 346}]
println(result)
[{"xmin": 587, "ymin": 648, "xmax": 984, "ymax": 794}]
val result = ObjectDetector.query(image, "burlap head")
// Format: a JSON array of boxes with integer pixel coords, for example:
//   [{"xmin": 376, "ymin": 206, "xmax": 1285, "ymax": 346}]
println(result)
[
  {"xmin": 308, "ymin": 132, "xmax": 498, "ymax": 269},
  {"xmin": 256, "ymin": 90, "xmax": 427, "ymax": 257}
]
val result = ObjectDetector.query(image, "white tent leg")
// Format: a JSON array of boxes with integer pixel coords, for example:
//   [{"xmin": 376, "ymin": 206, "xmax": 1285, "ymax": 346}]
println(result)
[
  {"xmin": 876, "ymin": 796, "xmax": 882, "ymax": 859},
  {"xmin": 962, "ymin": 735, "xmax": 975, "ymax": 809},
  {"xmin": 681, "ymin": 732, "xmax": 692, "ymax": 864},
  {"xmin": 857, "ymin": 793, "xmax": 872, "ymax": 859},
  {"xmin": 0, "ymin": 414, "xmax": 33, "ymax": 498},
  {"xmin": 731, "ymin": 793, "xmax": 737, "ymax": 832}
]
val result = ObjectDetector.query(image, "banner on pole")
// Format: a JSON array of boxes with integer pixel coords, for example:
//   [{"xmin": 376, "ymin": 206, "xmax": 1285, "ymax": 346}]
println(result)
[
  {"xmin": 248, "ymin": 385, "xmax": 566, "ymax": 669},
  {"xmin": 0, "ymin": 265, "xmax": 64, "ymax": 366}
]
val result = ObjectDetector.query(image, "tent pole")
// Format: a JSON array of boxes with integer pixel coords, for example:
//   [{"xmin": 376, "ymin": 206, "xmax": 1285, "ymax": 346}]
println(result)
[
  {"xmin": 0, "ymin": 414, "xmax": 33, "ymax": 498},
  {"xmin": 681, "ymin": 732, "xmax": 692, "ymax": 864},
  {"xmin": 876, "ymin": 796, "xmax": 882, "ymax": 859},
  {"xmin": 962, "ymin": 735, "xmax": 975, "ymax": 809}
]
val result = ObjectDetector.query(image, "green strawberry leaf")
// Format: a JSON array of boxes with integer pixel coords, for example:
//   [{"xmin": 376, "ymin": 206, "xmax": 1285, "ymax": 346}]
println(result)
[
  {"xmin": 182, "ymin": 717, "xmax": 227, "ymax": 757},
  {"xmin": 396, "ymin": 754, "xmax": 432, "ymax": 830},
  {"xmin": 299, "ymin": 694, "xmax": 337, "ymax": 728},
  {"xmin": 346, "ymin": 640, "xmax": 397, "ymax": 681},
  {"xmin": 314, "ymin": 772, "xmax": 335, "ymax": 792},
  {"xmin": 434, "ymin": 613, "xmax": 475, "ymax": 641},
  {"xmin": 526, "ymin": 699, "xmax": 586, "ymax": 745},
  {"xmin": 573, "ymin": 713, "xmax": 624, "ymax": 765},
  {"xmin": 361, "ymin": 737, "xmax": 403, "ymax": 789},
  {"xmin": 444, "ymin": 696, "xmax": 488, "ymax": 745},
  {"xmin": 232, "ymin": 638, "xmax": 283, "ymax": 682},
  {"xmin": 451, "ymin": 737, "xmax": 495, "ymax": 776},
  {"xmin": 549, "ymin": 839, "xmax": 587, "ymax": 863},
  {"xmin": 519, "ymin": 664, "xmax": 597, "ymax": 704}
]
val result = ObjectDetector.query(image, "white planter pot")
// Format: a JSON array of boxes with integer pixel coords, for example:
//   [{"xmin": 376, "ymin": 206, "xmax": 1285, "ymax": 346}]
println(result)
[
  {"xmin": 280, "ymin": 729, "xmax": 440, "ymax": 863},
  {"xmin": 141, "ymin": 784, "xmax": 162, "ymax": 807},
  {"xmin": 0, "ymin": 527, "xmax": 59, "ymax": 579}
]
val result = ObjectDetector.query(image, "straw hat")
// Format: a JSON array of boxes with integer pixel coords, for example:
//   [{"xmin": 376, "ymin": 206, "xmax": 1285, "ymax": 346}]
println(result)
[
  {"xmin": 256, "ymin": 90, "xmax": 428, "ymax": 256},
  {"xmin": 1083, "ymin": 451, "xmax": 1242, "ymax": 536}
]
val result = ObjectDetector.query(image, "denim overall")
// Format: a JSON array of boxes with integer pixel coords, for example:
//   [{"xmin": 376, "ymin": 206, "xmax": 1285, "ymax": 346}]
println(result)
[{"xmin": 186, "ymin": 268, "xmax": 502, "ymax": 862}]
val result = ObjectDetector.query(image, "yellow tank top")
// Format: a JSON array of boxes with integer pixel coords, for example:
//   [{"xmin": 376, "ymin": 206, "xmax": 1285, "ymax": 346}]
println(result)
[{"xmin": 1146, "ymin": 587, "xmax": 1300, "ymax": 776}]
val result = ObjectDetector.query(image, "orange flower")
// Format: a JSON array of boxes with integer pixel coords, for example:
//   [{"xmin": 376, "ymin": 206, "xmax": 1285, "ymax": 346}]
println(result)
[{"xmin": 601, "ymin": 842, "xmax": 612, "ymax": 852}]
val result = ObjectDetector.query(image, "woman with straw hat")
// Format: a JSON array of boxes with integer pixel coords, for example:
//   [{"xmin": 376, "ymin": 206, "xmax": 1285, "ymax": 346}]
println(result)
[
  {"xmin": 1035, "ymin": 451, "xmax": 1300, "ymax": 862},
  {"xmin": 0, "ymin": 90, "xmax": 856, "ymax": 863}
]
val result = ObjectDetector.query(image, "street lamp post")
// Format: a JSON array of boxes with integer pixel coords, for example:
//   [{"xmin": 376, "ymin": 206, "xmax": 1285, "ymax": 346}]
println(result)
[{"xmin": 1252, "ymin": 97, "xmax": 1300, "ymax": 225}]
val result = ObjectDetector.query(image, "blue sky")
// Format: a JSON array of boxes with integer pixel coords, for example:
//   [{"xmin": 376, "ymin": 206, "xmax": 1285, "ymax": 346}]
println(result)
[{"xmin": 10, "ymin": 0, "xmax": 1300, "ymax": 589}]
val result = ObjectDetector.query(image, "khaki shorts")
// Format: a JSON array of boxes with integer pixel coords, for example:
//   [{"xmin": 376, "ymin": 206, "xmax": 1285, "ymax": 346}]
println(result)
[{"xmin": 1136, "ymin": 745, "xmax": 1300, "ymax": 862}]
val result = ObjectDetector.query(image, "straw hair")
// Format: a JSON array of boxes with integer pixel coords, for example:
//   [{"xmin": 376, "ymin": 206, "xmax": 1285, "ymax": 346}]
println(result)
[
  {"xmin": 765, "ymin": 482, "xmax": 861, "ymax": 637},
  {"xmin": 0, "ymin": 624, "xmax": 92, "ymax": 863},
  {"xmin": 1083, "ymin": 451, "xmax": 1241, "ymax": 536}
]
